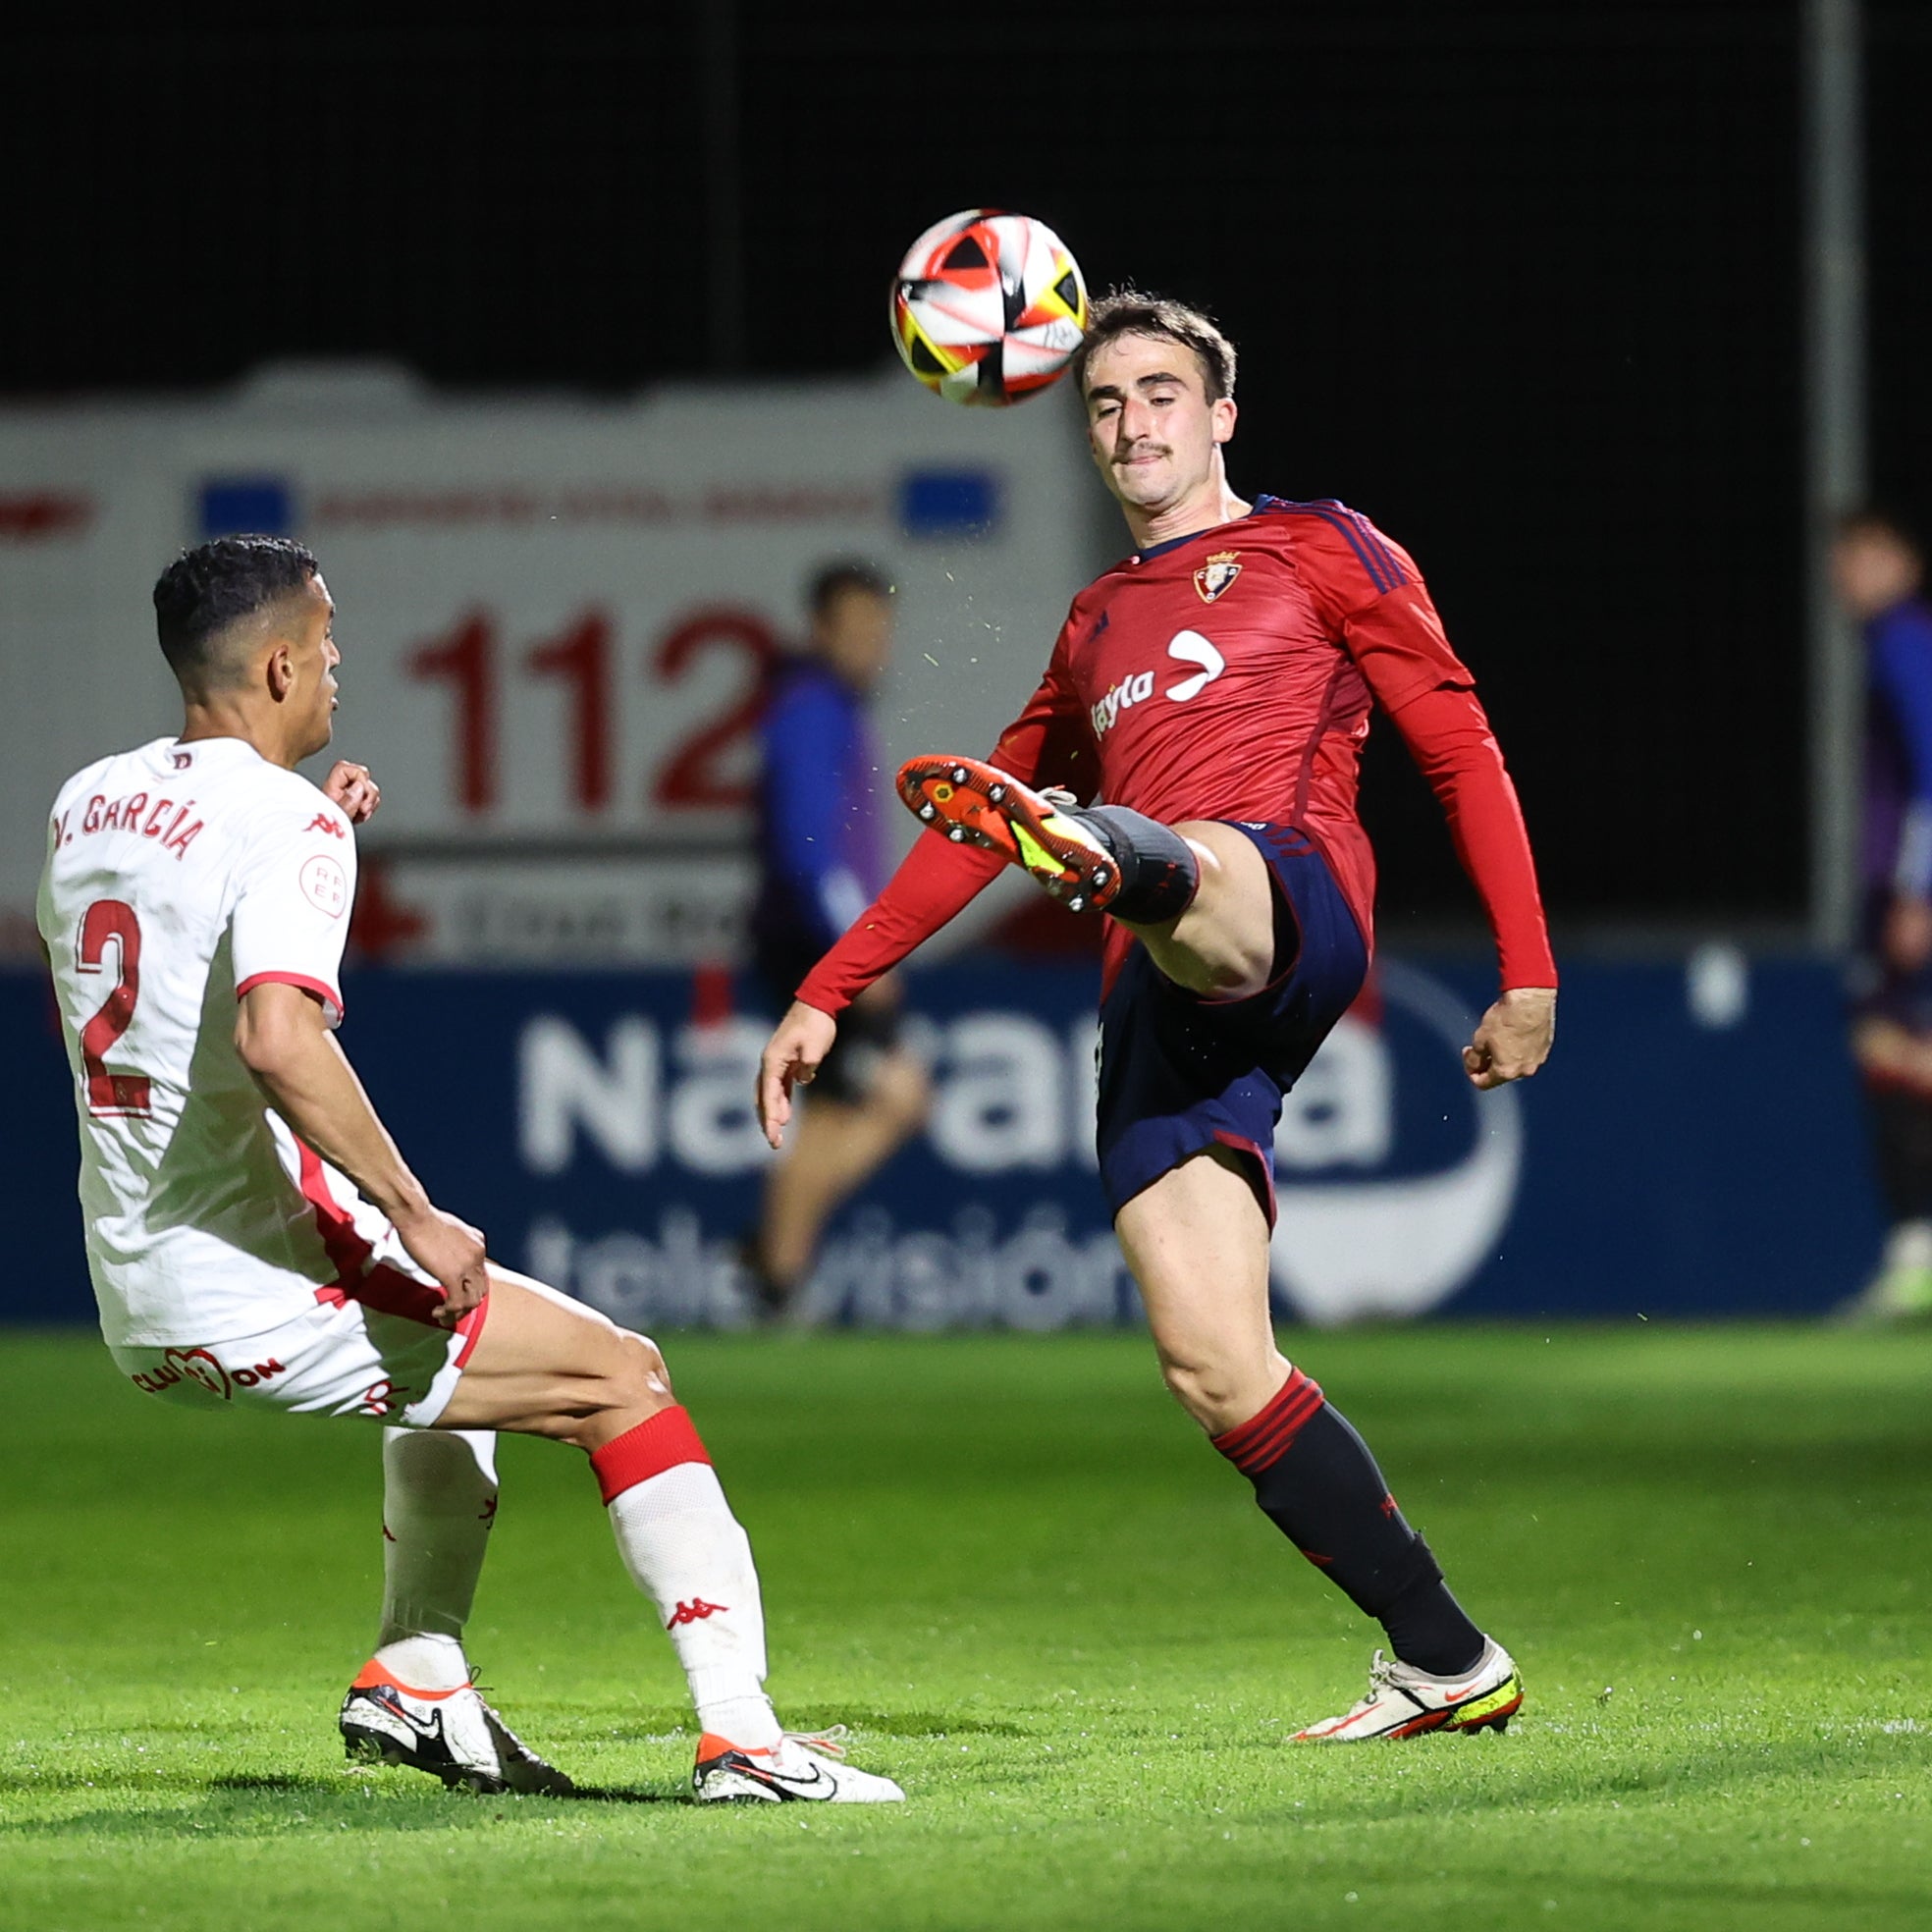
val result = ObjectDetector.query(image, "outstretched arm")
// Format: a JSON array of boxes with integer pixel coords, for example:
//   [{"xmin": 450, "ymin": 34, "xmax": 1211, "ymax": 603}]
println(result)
[
  {"xmin": 236, "ymin": 983, "xmax": 488, "ymax": 1323},
  {"xmin": 1327, "ymin": 550, "xmax": 1556, "ymax": 1089},
  {"xmin": 1385, "ymin": 682, "xmax": 1556, "ymax": 1087}
]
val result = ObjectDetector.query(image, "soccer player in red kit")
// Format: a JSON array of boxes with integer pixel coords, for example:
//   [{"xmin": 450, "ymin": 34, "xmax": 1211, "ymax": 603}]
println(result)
[{"xmin": 757, "ymin": 294, "xmax": 1557, "ymax": 1740}]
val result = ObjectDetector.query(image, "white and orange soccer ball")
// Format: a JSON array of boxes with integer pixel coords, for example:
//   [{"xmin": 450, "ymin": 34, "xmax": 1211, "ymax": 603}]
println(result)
[{"xmin": 890, "ymin": 210, "xmax": 1088, "ymax": 405}]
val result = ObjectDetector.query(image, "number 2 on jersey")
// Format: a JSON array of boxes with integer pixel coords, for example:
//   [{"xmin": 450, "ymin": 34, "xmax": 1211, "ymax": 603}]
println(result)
[{"xmin": 77, "ymin": 898, "xmax": 151, "ymax": 1117}]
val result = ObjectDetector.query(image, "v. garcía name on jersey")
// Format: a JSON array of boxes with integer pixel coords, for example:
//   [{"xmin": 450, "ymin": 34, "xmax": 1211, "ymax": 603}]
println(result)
[{"xmin": 54, "ymin": 790, "xmax": 205, "ymax": 859}]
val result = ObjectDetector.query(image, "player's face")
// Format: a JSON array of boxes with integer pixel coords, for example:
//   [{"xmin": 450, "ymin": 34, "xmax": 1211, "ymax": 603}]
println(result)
[
  {"xmin": 1081, "ymin": 333, "xmax": 1236, "ymax": 518},
  {"xmin": 1832, "ymin": 529, "xmax": 1921, "ymax": 619},
  {"xmin": 815, "ymin": 587, "xmax": 893, "ymax": 692},
  {"xmin": 285, "ymin": 574, "xmax": 341, "ymax": 758}
]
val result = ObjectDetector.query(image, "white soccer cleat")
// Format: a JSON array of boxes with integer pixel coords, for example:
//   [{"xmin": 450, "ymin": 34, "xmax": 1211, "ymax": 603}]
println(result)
[
  {"xmin": 692, "ymin": 1725, "xmax": 905, "ymax": 1803},
  {"xmin": 339, "ymin": 1658, "xmax": 575, "ymax": 1795},
  {"xmin": 1293, "ymin": 1638, "xmax": 1524, "ymax": 1743},
  {"xmin": 1838, "ymin": 1220, "xmax": 1932, "ymax": 1323}
]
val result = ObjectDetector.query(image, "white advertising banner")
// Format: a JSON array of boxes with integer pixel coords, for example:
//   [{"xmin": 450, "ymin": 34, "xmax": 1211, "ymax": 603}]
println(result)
[{"xmin": 0, "ymin": 365, "xmax": 1101, "ymax": 960}]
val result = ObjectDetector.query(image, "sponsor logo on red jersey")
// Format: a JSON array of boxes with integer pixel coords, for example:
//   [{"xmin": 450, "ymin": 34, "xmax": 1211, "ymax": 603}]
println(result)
[{"xmin": 1090, "ymin": 628, "xmax": 1230, "ymax": 737}]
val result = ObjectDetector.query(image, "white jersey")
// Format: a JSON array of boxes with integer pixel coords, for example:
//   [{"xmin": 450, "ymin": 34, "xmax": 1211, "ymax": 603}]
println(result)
[{"xmin": 36, "ymin": 734, "xmax": 382, "ymax": 1348}]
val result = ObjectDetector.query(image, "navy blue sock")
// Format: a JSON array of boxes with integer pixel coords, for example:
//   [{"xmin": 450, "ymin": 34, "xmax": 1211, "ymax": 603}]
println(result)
[
  {"xmin": 1072, "ymin": 805, "xmax": 1199, "ymax": 923},
  {"xmin": 1213, "ymin": 1370, "xmax": 1485, "ymax": 1677}
]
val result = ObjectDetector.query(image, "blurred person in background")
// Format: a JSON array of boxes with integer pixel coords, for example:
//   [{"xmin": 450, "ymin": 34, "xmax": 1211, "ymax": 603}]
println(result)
[
  {"xmin": 744, "ymin": 563, "xmax": 930, "ymax": 1317},
  {"xmin": 1834, "ymin": 507, "xmax": 1932, "ymax": 1321}
]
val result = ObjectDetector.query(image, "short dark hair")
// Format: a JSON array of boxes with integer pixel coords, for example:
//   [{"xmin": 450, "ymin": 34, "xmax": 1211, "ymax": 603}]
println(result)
[
  {"xmin": 807, "ymin": 559, "xmax": 892, "ymax": 617},
  {"xmin": 153, "ymin": 534, "xmax": 320, "ymax": 681},
  {"xmin": 1070, "ymin": 290, "xmax": 1237, "ymax": 402}
]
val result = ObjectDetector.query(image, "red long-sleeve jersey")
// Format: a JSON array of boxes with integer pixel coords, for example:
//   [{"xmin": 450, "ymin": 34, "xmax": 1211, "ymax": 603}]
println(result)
[{"xmin": 798, "ymin": 496, "xmax": 1554, "ymax": 1012}]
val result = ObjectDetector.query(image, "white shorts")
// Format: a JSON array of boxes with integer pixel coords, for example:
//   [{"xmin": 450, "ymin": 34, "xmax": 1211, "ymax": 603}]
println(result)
[{"xmin": 107, "ymin": 1286, "xmax": 490, "ymax": 1429}]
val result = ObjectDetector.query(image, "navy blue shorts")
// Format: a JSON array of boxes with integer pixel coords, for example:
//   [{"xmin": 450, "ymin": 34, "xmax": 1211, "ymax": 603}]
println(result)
[{"xmin": 1095, "ymin": 824, "xmax": 1369, "ymax": 1225}]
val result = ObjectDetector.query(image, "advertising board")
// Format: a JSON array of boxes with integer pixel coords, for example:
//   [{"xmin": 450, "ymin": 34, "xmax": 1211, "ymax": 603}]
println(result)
[{"xmin": 2, "ymin": 953, "xmax": 1883, "ymax": 1328}]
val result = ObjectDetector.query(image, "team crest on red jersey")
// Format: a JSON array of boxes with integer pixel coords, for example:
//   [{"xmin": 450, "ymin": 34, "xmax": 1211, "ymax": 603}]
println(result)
[{"xmin": 1194, "ymin": 552, "xmax": 1242, "ymax": 603}]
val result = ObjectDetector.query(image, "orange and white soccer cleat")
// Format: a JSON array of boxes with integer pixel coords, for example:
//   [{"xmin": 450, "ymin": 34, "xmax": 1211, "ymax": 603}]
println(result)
[
  {"xmin": 692, "ymin": 1724, "xmax": 905, "ymax": 1803},
  {"xmin": 339, "ymin": 1657, "xmax": 574, "ymax": 1795},
  {"xmin": 897, "ymin": 755, "xmax": 1120, "ymax": 913},
  {"xmin": 1292, "ymin": 1638, "xmax": 1524, "ymax": 1743}
]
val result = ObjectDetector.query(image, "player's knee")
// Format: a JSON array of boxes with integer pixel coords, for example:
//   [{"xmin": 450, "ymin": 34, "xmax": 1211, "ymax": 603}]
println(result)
[
  {"xmin": 609, "ymin": 1329, "xmax": 674, "ymax": 1413},
  {"xmin": 1156, "ymin": 1351, "xmax": 1244, "ymax": 1429}
]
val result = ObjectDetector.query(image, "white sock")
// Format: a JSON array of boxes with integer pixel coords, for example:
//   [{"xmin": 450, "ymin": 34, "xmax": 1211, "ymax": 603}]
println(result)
[
  {"xmin": 374, "ymin": 1427, "xmax": 499, "ymax": 1683},
  {"xmin": 372, "ymin": 1632, "xmax": 469, "ymax": 1692},
  {"xmin": 605, "ymin": 1462, "xmax": 780, "ymax": 1747}
]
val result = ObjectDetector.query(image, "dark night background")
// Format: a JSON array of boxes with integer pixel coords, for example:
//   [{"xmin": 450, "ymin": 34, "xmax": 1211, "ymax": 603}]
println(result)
[{"xmin": 5, "ymin": 2, "xmax": 1928, "ymax": 940}]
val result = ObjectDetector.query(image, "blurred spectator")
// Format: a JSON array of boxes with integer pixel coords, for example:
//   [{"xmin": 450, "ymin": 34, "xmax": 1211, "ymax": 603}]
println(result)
[
  {"xmin": 1833, "ymin": 508, "xmax": 1932, "ymax": 1319},
  {"xmin": 743, "ymin": 563, "xmax": 929, "ymax": 1316}
]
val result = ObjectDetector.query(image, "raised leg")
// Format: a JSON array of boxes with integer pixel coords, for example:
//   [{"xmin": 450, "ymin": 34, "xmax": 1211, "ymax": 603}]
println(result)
[{"xmin": 1124, "ymin": 821, "xmax": 1281, "ymax": 1001}]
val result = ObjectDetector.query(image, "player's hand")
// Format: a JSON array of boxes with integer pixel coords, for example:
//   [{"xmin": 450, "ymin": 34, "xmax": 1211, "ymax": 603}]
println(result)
[
  {"xmin": 392, "ymin": 1202, "xmax": 490, "ymax": 1328},
  {"xmin": 322, "ymin": 760, "xmax": 382, "ymax": 825},
  {"xmin": 757, "ymin": 999, "xmax": 839, "ymax": 1149},
  {"xmin": 1463, "ymin": 986, "xmax": 1556, "ymax": 1090},
  {"xmin": 1885, "ymin": 894, "xmax": 1932, "ymax": 973}
]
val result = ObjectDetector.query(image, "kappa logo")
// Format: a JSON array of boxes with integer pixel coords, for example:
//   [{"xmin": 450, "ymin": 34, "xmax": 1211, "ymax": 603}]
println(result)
[
  {"xmin": 1194, "ymin": 551, "xmax": 1242, "ymax": 603},
  {"xmin": 306, "ymin": 813, "xmax": 347, "ymax": 838},
  {"xmin": 667, "ymin": 1599, "xmax": 729, "ymax": 1630}
]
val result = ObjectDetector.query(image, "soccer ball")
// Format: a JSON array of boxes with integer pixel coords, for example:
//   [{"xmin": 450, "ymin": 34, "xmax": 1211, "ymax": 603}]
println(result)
[{"xmin": 890, "ymin": 210, "xmax": 1088, "ymax": 405}]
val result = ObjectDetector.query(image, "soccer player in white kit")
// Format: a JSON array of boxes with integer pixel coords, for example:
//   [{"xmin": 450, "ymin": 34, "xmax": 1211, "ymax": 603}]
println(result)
[{"xmin": 36, "ymin": 535, "xmax": 902, "ymax": 1804}]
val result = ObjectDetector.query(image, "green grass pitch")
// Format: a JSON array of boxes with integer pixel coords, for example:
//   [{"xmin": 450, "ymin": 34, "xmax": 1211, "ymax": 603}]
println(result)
[{"xmin": 2, "ymin": 1323, "xmax": 1928, "ymax": 1931}]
